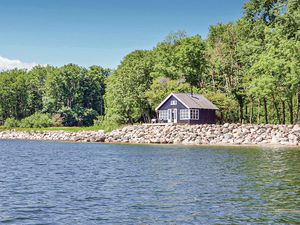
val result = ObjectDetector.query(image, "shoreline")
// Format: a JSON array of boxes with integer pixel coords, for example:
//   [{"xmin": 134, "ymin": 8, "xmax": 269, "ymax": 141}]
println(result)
[
  {"xmin": 1, "ymin": 123, "xmax": 300, "ymax": 148},
  {"xmin": 1, "ymin": 138, "xmax": 299, "ymax": 149}
]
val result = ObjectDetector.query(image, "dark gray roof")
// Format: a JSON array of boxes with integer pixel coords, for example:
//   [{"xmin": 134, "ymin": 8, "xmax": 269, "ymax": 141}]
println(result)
[{"xmin": 173, "ymin": 93, "xmax": 218, "ymax": 110}]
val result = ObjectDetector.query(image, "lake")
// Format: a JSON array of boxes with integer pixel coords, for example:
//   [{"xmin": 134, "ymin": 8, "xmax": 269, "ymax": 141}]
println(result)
[{"xmin": 0, "ymin": 140, "xmax": 299, "ymax": 224}]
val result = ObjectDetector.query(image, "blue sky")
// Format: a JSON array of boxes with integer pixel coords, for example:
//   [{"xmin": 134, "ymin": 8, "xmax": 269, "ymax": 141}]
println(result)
[{"xmin": 0, "ymin": 0, "xmax": 246, "ymax": 69}]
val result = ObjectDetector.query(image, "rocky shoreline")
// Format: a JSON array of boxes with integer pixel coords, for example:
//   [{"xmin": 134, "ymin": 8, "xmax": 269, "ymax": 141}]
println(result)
[{"xmin": 1, "ymin": 123, "xmax": 300, "ymax": 147}]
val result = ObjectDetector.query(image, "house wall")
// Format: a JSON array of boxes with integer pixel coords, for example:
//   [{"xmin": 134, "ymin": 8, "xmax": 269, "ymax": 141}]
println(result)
[
  {"xmin": 157, "ymin": 96, "xmax": 216, "ymax": 124},
  {"xmin": 189, "ymin": 109, "xmax": 216, "ymax": 124},
  {"xmin": 158, "ymin": 96, "xmax": 187, "ymax": 124}
]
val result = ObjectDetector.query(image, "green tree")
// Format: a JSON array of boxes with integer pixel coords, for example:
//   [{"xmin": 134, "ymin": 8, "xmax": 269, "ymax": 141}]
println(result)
[
  {"xmin": 145, "ymin": 77, "xmax": 190, "ymax": 110},
  {"xmin": 105, "ymin": 50, "xmax": 153, "ymax": 124}
]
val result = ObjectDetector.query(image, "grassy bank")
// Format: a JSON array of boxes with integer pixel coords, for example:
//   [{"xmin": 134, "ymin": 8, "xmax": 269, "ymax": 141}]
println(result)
[{"xmin": 0, "ymin": 123, "xmax": 122, "ymax": 133}]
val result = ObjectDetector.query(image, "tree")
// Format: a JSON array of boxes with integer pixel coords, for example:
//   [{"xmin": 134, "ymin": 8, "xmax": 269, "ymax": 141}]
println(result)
[
  {"xmin": 105, "ymin": 50, "xmax": 153, "ymax": 124},
  {"xmin": 145, "ymin": 77, "xmax": 190, "ymax": 111},
  {"xmin": 26, "ymin": 65, "xmax": 54, "ymax": 115},
  {"xmin": 175, "ymin": 35, "xmax": 207, "ymax": 92},
  {"xmin": 207, "ymin": 23, "xmax": 245, "ymax": 122}
]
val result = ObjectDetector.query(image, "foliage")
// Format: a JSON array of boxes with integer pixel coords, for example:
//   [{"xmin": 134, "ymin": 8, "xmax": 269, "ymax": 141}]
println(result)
[
  {"xmin": 0, "ymin": 64, "xmax": 109, "ymax": 126},
  {"xmin": 19, "ymin": 113, "xmax": 53, "ymax": 128},
  {"xmin": 51, "ymin": 114, "xmax": 64, "ymax": 127},
  {"xmin": 4, "ymin": 118, "xmax": 19, "ymax": 129},
  {"xmin": 105, "ymin": 50, "xmax": 153, "ymax": 124},
  {"xmin": 202, "ymin": 91, "xmax": 239, "ymax": 123},
  {"xmin": 0, "ymin": 0, "xmax": 299, "ymax": 126},
  {"xmin": 93, "ymin": 116, "xmax": 104, "ymax": 126},
  {"xmin": 145, "ymin": 77, "xmax": 190, "ymax": 110},
  {"xmin": 58, "ymin": 106, "xmax": 99, "ymax": 127}
]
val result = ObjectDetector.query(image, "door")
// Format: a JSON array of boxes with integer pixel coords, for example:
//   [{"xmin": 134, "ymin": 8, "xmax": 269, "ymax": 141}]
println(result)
[
  {"xmin": 173, "ymin": 109, "xmax": 177, "ymax": 123},
  {"xmin": 167, "ymin": 109, "xmax": 172, "ymax": 123}
]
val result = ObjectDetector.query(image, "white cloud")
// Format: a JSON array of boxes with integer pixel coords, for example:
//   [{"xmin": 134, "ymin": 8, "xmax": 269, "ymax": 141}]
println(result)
[{"xmin": 0, "ymin": 56, "xmax": 40, "ymax": 71}]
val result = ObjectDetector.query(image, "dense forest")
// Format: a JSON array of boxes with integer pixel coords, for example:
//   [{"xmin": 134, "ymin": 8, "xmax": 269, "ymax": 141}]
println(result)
[{"xmin": 0, "ymin": 0, "xmax": 299, "ymax": 128}]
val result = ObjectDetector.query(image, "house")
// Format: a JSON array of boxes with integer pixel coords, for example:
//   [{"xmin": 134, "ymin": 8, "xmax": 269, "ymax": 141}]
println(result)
[{"xmin": 155, "ymin": 93, "xmax": 218, "ymax": 124}]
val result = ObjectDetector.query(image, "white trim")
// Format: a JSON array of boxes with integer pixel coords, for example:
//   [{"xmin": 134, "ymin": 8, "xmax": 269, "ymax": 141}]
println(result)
[
  {"xmin": 180, "ymin": 109, "xmax": 190, "ymax": 120},
  {"xmin": 158, "ymin": 110, "xmax": 168, "ymax": 120},
  {"xmin": 173, "ymin": 108, "xmax": 177, "ymax": 123},
  {"xmin": 170, "ymin": 100, "xmax": 177, "ymax": 105},
  {"xmin": 190, "ymin": 109, "xmax": 199, "ymax": 120},
  {"xmin": 167, "ymin": 109, "xmax": 172, "ymax": 123},
  {"xmin": 155, "ymin": 93, "xmax": 190, "ymax": 111}
]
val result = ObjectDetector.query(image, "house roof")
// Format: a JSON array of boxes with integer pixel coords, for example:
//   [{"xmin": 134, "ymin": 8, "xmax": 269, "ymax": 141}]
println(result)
[{"xmin": 155, "ymin": 92, "xmax": 218, "ymax": 110}]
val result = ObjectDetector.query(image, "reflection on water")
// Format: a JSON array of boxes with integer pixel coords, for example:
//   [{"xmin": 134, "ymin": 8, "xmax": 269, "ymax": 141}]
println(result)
[{"xmin": 0, "ymin": 140, "xmax": 299, "ymax": 224}]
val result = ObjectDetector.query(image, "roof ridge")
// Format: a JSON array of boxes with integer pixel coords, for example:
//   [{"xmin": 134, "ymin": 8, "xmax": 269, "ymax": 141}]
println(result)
[{"xmin": 156, "ymin": 92, "xmax": 218, "ymax": 110}]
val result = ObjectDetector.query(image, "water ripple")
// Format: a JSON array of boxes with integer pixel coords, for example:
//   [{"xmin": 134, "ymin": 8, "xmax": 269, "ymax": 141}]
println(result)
[{"xmin": 0, "ymin": 140, "xmax": 299, "ymax": 224}]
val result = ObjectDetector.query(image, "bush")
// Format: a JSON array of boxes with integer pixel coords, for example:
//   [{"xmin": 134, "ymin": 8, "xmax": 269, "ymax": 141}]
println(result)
[
  {"xmin": 58, "ymin": 107, "xmax": 77, "ymax": 126},
  {"xmin": 19, "ymin": 113, "xmax": 53, "ymax": 128},
  {"xmin": 93, "ymin": 116, "xmax": 104, "ymax": 126},
  {"xmin": 81, "ymin": 108, "xmax": 98, "ymax": 126},
  {"xmin": 59, "ymin": 106, "xmax": 98, "ymax": 126},
  {"xmin": 4, "ymin": 118, "xmax": 19, "ymax": 128},
  {"xmin": 51, "ymin": 113, "xmax": 64, "ymax": 127}
]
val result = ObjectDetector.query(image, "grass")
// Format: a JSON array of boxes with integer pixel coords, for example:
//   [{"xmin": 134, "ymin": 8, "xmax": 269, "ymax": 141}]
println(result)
[{"xmin": 0, "ymin": 123, "xmax": 124, "ymax": 133}]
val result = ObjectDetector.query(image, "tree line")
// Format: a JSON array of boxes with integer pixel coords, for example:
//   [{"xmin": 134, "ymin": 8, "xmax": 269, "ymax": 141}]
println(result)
[
  {"xmin": 0, "ymin": 65, "xmax": 109, "ymax": 126},
  {"xmin": 105, "ymin": 0, "xmax": 299, "ymax": 125},
  {"xmin": 0, "ymin": 0, "xmax": 299, "ymax": 127}
]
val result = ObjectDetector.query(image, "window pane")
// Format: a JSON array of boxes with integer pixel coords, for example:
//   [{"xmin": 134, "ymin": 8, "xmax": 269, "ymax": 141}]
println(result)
[
  {"xmin": 159, "ymin": 110, "xmax": 168, "ymax": 120},
  {"xmin": 190, "ymin": 109, "xmax": 199, "ymax": 120},
  {"xmin": 170, "ymin": 100, "xmax": 177, "ymax": 105},
  {"xmin": 180, "ymin": 109, "xmax": 189, "ymax": 120}
]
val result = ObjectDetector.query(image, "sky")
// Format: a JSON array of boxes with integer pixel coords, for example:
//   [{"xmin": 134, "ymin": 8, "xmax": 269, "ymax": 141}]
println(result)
[{"xmin": 0, "ymin": 0, "xmax": 246, "ymax": 70}]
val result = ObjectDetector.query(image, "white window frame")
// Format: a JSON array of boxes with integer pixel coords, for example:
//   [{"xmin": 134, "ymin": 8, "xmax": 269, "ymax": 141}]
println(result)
[
  {"xmin": 180, "ymin": 109, "xmax": 190, "ymax": 120},
  {"xmin": 190, "ymin": 109, "xmax": 199, "ymax": 120},
  {"xmin": 159, "ymin": 110, "xmax": 168, "ymax": 120},
  {"xmin": 170, "ymin": 100, "xmax": 177, "ymax": 105}
]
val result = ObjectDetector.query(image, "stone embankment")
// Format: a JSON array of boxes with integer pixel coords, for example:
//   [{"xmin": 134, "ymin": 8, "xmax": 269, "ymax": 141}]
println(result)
[
  {"xmin": 1, "ymin": 123, "xmax": 300, "ymax": 146},
  {"xmin": 0, "ymin": 131, "xmax": 106, "ymax": 143},
  {"xmin": 105, "ymin": 123, "xmax": 300, "ymax": 146}
]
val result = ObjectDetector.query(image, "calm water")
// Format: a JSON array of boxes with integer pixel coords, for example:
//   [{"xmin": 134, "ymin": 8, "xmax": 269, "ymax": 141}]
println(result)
[{"xmin": 0, "ymin": 141, "xmax": 299, "ymax": 224}]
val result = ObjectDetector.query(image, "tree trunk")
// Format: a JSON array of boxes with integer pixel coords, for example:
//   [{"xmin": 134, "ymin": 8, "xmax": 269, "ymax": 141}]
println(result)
[
  {"xmin": 288, "ymin": 95, "xmax": 293, "ymax": 124},
  {"xmin": 282, "ymin": 101, "xmax": 286, "ymax": 124},
  {"xmin": 220, "ymin": 112, "xmax": 224, "ymax": 124},
  {"xmin": 250, "ymin": 98, "xmax": 254, "ymax": 124},
  {"xmin": 263, "ymin": 97, "xmax": 268, "ymax": 124},
  {"xmin": 257, "ymin": 99, "xmax": 260, "ymax": 124},
  {"xmin": 295, "ymin": 92, "xmax": 300, "ymax": 124},
  {"xmin": 238, "ymin": 98, "xmax": 243, "ymax": 123},
  {"xmin": 245, "ymin": 103, "xmax": 248, "ymax": 123},
  {"xmin": 272, "ymin": 94, "xmax": 281, "ymax": 124},
  {"xmin": 190, "ymin": 85, "xmax": 193, "ymax": 95}
]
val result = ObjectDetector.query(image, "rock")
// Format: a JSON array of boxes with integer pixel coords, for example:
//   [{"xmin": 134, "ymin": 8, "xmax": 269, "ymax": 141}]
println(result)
[
  {"xmin": 150, "ymin": 138, "xmax": 160, "ymax": 144},
  {"xmin": 234, "ymin": 139, "xmax": 243, "ymax": 144},
  {"xmin": 173, "ymin": 137, "xmax": 183, "ymax": 144},
  {"xmin": 255, "ymin": 137, "xmax": 263, "ymax": 143},
  {"xmin": 1, "ymin": 123, "xmax": 300, "ymax": 147},
  {"xmin": 223, "ymin": 133, "xmax": 233, "ymax": 140},
  {"xmin": 223, "ymin": 123, "xmax": 230, "ymax": 128},
  {"xmin": 159, "ymin": 138, "xmax": 167, "ymax": 144}
]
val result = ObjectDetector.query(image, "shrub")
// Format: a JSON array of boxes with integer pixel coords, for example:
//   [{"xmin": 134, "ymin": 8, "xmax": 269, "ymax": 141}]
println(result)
[
  {"xmin": 51, "ymin": 113, "xmax": 64, "ymax": 127},
  {"xmin": 59, "ymin": 106, "xmax": 98, "ymax": 126},
  {"xmin": 93, "ymin": 116, "xmax": 104, "ymax": 126},
  {"xmin": 58, "ymin": 107, "xmax": 78, "ymax": 126},
  {"xmin": 4, "ymin": 118, "xmax": 19, "ymax": 128},
  {"xmin": 19, "ymin": 113, "xmax": 53, "ymax": 128},
  {"xmin": 81, "ymin": 108, "xmax": 98, "ymax": 126}
]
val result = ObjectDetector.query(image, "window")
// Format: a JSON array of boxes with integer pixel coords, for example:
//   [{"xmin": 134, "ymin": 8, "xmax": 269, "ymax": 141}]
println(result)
[
  {"xmin": 159, "ymin": 110, "xmax": 168, "ymax": 120},
  {"xmin": 190, "ymin": 109, "xmax": 199, "ymax": 120},
  {"xmin": 170, "ymin": 100, "xmax": 177, "ymax": 105},
  {"xmin": 180, "ymin": 109, "xmax": 190, "ymax": 120},
  {"xmin": 179, "ymin": 109, "xmax": 199, "ymax": 120}
]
